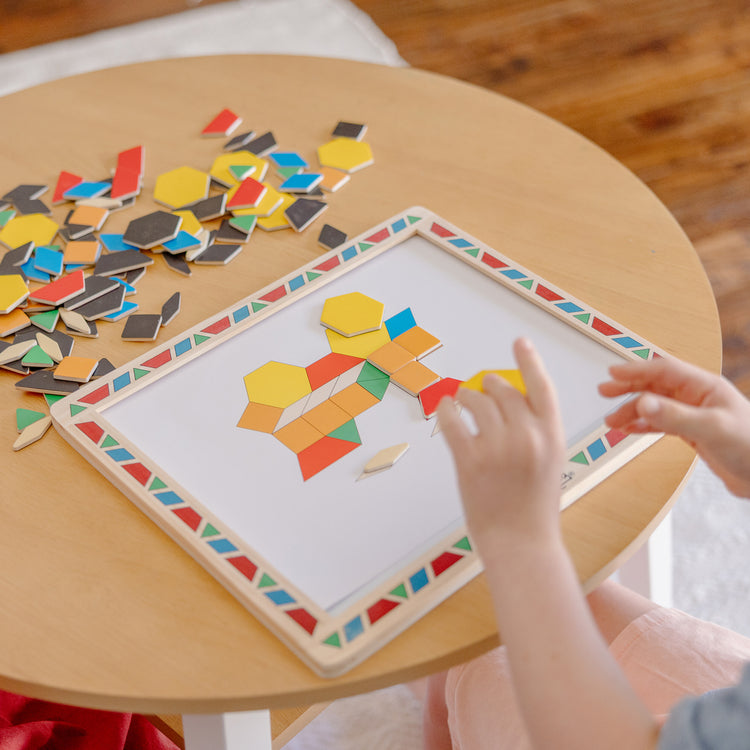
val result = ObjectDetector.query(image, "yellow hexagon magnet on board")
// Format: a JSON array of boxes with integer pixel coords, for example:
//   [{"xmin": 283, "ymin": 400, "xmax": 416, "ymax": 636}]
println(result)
[
  {"xmin": 153, "ymin": 166, "xmax": 210, "ymax": 209},
  {"xmin": 325, "ymin": 326, "xmax": 391, "ymax": 359},
  {"xmin": 0, "ymin": 274, "xmax": 30, "ymax": 314},
  {"xmin": 243, "ymin": 361, "xmax": 311, "ymax": 409},
  {"xmin": 461, "ymin": 369, "xmax": 527, "ymax": 395},
  {"xmin": 0, "ymin": 214, "xmax": 59, "ymax": 249},
  {"xmin": 321, "ymin": 292, "xmax": 384, "ymax": 337},
  {"xmin": 317, "ymin": 138, "xmax": 374, "ymax": 174}
]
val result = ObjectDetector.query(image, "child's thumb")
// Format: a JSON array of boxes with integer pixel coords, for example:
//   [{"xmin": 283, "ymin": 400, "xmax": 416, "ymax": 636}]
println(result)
[{"xmin": 636, "ymin": 394, "xmax": 707, "ymax": 442}]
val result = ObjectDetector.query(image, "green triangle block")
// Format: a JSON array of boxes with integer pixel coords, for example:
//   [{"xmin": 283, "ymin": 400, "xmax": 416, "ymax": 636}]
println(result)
[
  {"xmin": 70, "ymin": 404, "xmax": 87, "ymax": 417},
  {"xmin": 16, "ymin": 408, "xmax": 46, "ymax": 432},
  {"xmin": 358, "ymin": 375, "xmax": 389, "ymax": 401},
  {"xmin": 251, "ymin": 301, "xmax": 267, "ymax": 313},
  {"xmin": 358, "ymin": 242, "xmax": 373, "ymax": 252},
  {"xmin": 390, "ymin": 583, "xmax": 408, "ymax": 599},
  {"xmin": 574, "ymin": 312, "xmax": 591, "ymax": 325},
  {"xmin": 229, "ymin": 214, "xmax": 257, "ymax": 233},
  {"xmin": 0, "ymin": 209, "xmax": 15, "ymax": 228},
  {"xmin": 517, "ymin": 278, "xmax": 533, "ymax": 289},
  {"xmin": 259, "ymin": 573, "xmax": 276, "ymax": 588},
  {"xmin": 634, "ymin": 348, "xmax": 650, "ymax": 360},
  {"xmin": 149, "ymin": 476, "xmax": 168, "ymax": 491},
  {"xmin": 328, "ymin": 419, "xmax": 361, "ymax": 444},
  {"xmin": 277, "ymin": 166, "xmax": 302, "ymax": 180},
  {"xmin": 407, "ymin": 215, "xmax": 421, "ymax": 225},
  {"xmin": 323, "ymin": 633, "xmax": 342, "ymax": 648},
  {"xmin": 22, "ymin": 344, "xmax": 54, "ymax": 367},
  {"xmin": 570, "ymin": 451, "xmax": 589, "ymax": 466},
  {"xmin": 133, "ymin": 368, "xmax": 149, "ymax": 380},
  {"xmin": 463, "ymin": 247, "xmax": 479, "ymax": 258},
  {"xmin": 454, "ymin": 536, "xmax": 472, "ymax": 551},
  {"xmin": 306, "ymin": 271, "xmax": 321, "ymax": 282},
  {"xmin": 230, "ymin": 164, "xmax": 254, "ymax": 181},
  {"xmin": 194, "ymin": 334, "xmax": 210, "ymax": 346},
  {"xmin": 29, "ymin": 309, "xmax": 59, "ymax": 333},
  {"xmin": 44, "ymin": 393, "xmax": 64, "ymax": 407},
  {"xmin": 201, "ymin": 523, "xmax": 220, "ymax": 538},
  {"xmin": 101, "ymin": 435, "xmax": 119, "ymax": 448},
  {"xmin": 357, "ymin": 361, "xmax": 389, "ymax": 384}
]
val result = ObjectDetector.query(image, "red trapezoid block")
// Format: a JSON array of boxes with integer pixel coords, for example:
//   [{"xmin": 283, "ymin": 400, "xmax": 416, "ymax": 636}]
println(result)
[
  {"xmin": 53, "ymin": 171, "xmax": 83, "ymax": 203},
  {"xmin": 122, "ymin": 462, "xmax": 151, "ymax": 486},
  {"xmin": 430, "ymin": 222, "xmax": 455, "ymax": 238},
  {"xmin": 297, "ymin": 436, "xmax": 359, "ymax": 481},
  {"xmin": 314, "ymin": 256, "xmax": 340, "ymax": 272},
  {"xmin": 141, "ymin": 350, "xmax": 172, "ymax": 369},
  {"xmin": 364, "ymin": 228, "xmax": 390, "ymax": 244},
  {"xmin": 286, "ymin": 607, "xmax": 318, "ymax": 635},
  {"xmin": 228, "ymin": 555, "xmax": 258, "ymax": 582},
  {"xmin": 535, "ymin": 284, "xmax": 564, "ymax": 302},
  {"xmin": 431, "ymin": 551, "xmax": 464, "ymax": 577},
  {"xmin": 260, "ymin": 285, "xmax": 287, "ymax": 303},
  {"xmin": 202, "ymin": 317, "xmax": 231, "ymax": 335},
  {"xmin": 367, "ymin": 598, "xmax": 400, "ymax": 625},
  {"xmin": 605, "ymin": 428, "xmax": 628, "ymax": 448},
  {"xmin": 79, "ymin": 383, "xmax": 111, "ymax": 405},
  {"xmin": 117, "ymin": 146, "xmax": 145, "ymax": 176},
  {"xmin": 306, "ymin": 353, "xmax": 364, "ymax": 390},
  {"xmin": 480, "ymin": 252, "xmax": 508, "ymax": 270},
  {"xmin": 173, "ymin": 506, "xmax": 202, "ymax": 532},
  {"xmin": 76, "ymin": 421, "xmax": 104, "ymax": 444},
  {"xmin": 418, "ymin": 377, "xmax": 463, "ymax": 419},
  {"xmin": 592, "ymin": 317, "xmax": 622, "ymax": 336}
]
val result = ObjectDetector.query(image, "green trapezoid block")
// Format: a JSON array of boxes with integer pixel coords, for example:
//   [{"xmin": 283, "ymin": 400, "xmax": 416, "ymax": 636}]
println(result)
[
  {"xmin": 328, "ymin": 419, "xmax": 361, "ymax": 444},
  {"xmin": 201, "ymin": 523, "xmax": 220, "ymax": 538},
  {"xmin": 390, "ymin": 583, "xmax": 408, "ymax": 599},
  {"xmin": 570, "ymin": 451, "xmax": 589, "ymax": 466},
  {"xmin": 259, "ymin": 573, "xmax": 276, "ymax": 588},
  {"xmin": 101, "ymin": 435, "xmax": 119, "ymax": 448},
  {"xmin": 323, "ymin": 633, "xmax": 342, "ymax": 648},
  {"xmin": 70, "ymin": 404, "xmax": 87, "ymax": 417}
]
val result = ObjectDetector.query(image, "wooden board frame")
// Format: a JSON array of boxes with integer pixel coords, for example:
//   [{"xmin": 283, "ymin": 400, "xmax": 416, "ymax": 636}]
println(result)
[{"xmin": 51, "ymin": 207, "xmax": 663, "ymax": 677}]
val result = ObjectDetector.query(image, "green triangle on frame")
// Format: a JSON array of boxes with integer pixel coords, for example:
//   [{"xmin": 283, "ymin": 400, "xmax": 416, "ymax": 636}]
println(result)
[
  {"xmin": 70, "ymin": 404, "xmax": 87, "ymax": 417},
  {"xmin": 323, "ymin": 632, "xmax": 342, "ymax": 648},
  {"xmin": 101, "ymin": 435, "xmax": 119, "ymax": 449},
  {"xmin": 194, "ymin": 334, "xmax": 210, "ymax": 346},
  {"xmin": 463, "ymin": 247, "xmax": 480, "ymax": 258},
  {"xmin": 259, "ymin": 573, "xmax": 276, "ymax": 588},
  {"xmin": 201, "ymin": 523, "xmax": 220, "ymax": 538},
  {"xmin": 390, "ymin": 583, "xmax": 408, "ymax": 599},
  {"xmin": 149, "ymin": 476, "xmax": 168, "ymax": 491},
  {"xmin": 306, "ymin": 271, "xmax": 321, "ymax": 282},
  {"xmin": 570, "ymin": 451, "xmax": 589, "ymax": 466},
  {"xmin": 633, "ymin": 348, "xmax": 650, "ymax": 360},
  {"xmin": 407, "ymin": 215, "xmax": 421, "ymax": 225},
  {"xmin": 251, "ymin": 301, "xmax": 267, "ymax": 313},
  {"xmin": 517, "ymin": 278, "xmax": 534, "ymax": 289},
  {"xmin": 328, "ymin": 419, "xmax": 361, "ymax": 445},
  {"xmin": 133, "ymin": 368, "xmax": 149, "ymax": 380},
  {"xmin": 358, "ymin": 242, "xmax": 373, "ymax": 252},
  {"xmin": 574, "ymin": 312, "xmax": 591, "ymax": 325},
  {"xmin": 454, "ymin": 536, "xmax": 472, "ymax": 551}
]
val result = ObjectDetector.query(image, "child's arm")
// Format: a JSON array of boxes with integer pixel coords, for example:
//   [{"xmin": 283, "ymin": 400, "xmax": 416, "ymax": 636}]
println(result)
[
  {"xmin": 599, "ymin": 356, "xmax": 750, "ymax": 498},
  {"xmin": 437, "ymin": 338, "xmax": 659, "ymax": 750}
]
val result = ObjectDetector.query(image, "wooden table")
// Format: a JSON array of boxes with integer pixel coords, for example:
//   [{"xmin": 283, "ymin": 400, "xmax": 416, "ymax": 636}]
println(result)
[{"xmin": 0, "ymin": 56, "xmax": 720, "ymax": 747}]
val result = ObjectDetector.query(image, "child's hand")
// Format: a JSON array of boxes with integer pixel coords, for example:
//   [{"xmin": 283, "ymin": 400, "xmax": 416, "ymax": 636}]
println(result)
[
  {"xmin": 437, "ymin": 338, "xmax": 566, "ymax": 558},
  {"xmin": 599, "ymin": 356, "xmax": 750, "ymax": 498}
]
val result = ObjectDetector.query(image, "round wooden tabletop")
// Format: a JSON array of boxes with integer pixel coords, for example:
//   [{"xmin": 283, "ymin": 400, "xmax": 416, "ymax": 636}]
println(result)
[{"xmin": 0, "ymin": 55, "xmax": 719, "ymax": 714}]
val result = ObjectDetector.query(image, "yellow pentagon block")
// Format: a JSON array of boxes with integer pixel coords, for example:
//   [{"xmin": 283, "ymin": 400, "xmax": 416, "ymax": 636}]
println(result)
[
  {"xmin": 317, "ymin": 138, "xmax": 374, "ymax": 174},
  {"xmin": 0, "ymin": 274, "xmax": 30, "ymax": 314},
  {"xmin": 231, "ymin": 183, "xmax": 284, "ymax": 218},
  {"xmin": 243, "ymin": 361, "xmax": 311, "ymax": 408},
  {"xmin": 326, "ymin": 326, "xmax": 390, "ymax": 359},
  {"xmin": 153, "ymin": 166, "xmax": 210, "ymax": 209},
  {"xmin": 172, "ymin": 210, "xmax": 203, "ymax": 237},
  {"xmin": 210, "ymin": 151, "xmax": 268, "ymax": 187},
  {"xmin": 0, "ymin": 213, "xmax": 59, "ymax": 249},
  {"xmin": 461, "ymin": 369, "xmax": 527, "ymax": 395},
  {"xmin": 321, "ymin": 292, "xmax": 384, "ymax": 337}
]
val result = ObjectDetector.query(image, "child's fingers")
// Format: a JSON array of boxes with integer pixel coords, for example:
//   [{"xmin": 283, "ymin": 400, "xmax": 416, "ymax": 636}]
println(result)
[
  {"xmin": 513, "ymin": 337, "xmax": 559, "ymax": 419},
  {"xmin": 603, "ymin": 398, "xmax": 641, "ymax": 429},
  {"xmin": 634, "ymin": 393, "xmax": 714, "ymax": 442},
  {"xmin": 456, "ymin": 384, "xmax": 503, "ymax": 435},
  {"xmin": 436, "ymin": 396, "xmax": 472, "ymax": 457},
  {"xmin": 482, "ymin": 372, "xmax": 527, "ymax": 423}
]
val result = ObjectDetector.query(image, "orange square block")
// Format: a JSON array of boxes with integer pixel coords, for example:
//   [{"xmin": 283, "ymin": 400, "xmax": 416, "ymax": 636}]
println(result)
[
  {"xmin": 302, "ymin": 399, "xmax": 351, "ymax": 434},
  {"xmin": 274, "ymin": 417, "xmax": 325, "ymax": 454},
  {"xmin": 68, "ymin": 204, "xmax": 109, "ymax": 230},
  {"xmin": 367, "ymin": 341, "xmax": 414, "ymax": 375},
  {"xmin": 391, "ymin": 360, "xmax": 440, "ymax": 396},
  {"xmin": 53, "ymin": 356, "xmax": 99, "ymax": 383},
  {"xmin": 394, "ymin": 326, "xmax": 441, "ymax": 359},
  {"xmin": 330, "ymin": 383, "xmax": 380, "ymax": 418},
  {"xmin": 237, "ymin": 401, "xmax": 283, "ymax": 433},
  {"xmin": 63, "ymin": 240, "xmax": 101, "ymax": 265}
]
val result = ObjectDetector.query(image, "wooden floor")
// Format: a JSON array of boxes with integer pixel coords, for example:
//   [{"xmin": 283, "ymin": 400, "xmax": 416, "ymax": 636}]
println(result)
[{"xmin": 2, "ymin": 0, "xmax": 749, "ymax": 393}]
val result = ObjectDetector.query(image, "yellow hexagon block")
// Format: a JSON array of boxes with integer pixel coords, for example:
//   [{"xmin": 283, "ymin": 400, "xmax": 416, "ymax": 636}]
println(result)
[
  {"xmin": 172, "ymin": 209, "xmax": 203, "ymax": 236},
  {"xmin": 210, "ymin": 151, "xmax": 269, "ymax": 187},
  {"xmin": 0, "ymin": 274, "xmax": 30, "ymax": 314},
  {"xmin": 326, "ymin": 326, "xmax": 390, "ymax": 359},
  {"xmin": 0, "ymin": 213, "xmax": 59, "ymax": 250},
  {"xmin": 317, "ymin": 138, "xmax": 374, "ymax": 174},
  {"xmin": 461, "ymin": 369, "xmax": 527, "ymax": 395},
  {"xmin": 243, "ymin": 361, "xmax": 311, "ymax": 408},
  {"xmin": 153, "ymin": 166, "xmax": 210, "ymax": 209},
  {"xmin": 321, "ymin": 292, "xmax": 384, "ymax": 337}
]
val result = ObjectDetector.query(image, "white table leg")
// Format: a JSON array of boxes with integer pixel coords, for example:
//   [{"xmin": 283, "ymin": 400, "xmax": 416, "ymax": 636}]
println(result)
[
  {"xmin": 616, "ymin": 509, "xmax": 673, "ymax": 608},
  {"xmin": 183, "ymin": 710, "xmax": 272, "ymax": 750}
]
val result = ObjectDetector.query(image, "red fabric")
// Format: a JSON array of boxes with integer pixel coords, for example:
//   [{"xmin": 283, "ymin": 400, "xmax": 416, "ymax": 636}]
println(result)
[{"xmin": 0, "ymin": 689, "xmax": 178, "ymax": 750}]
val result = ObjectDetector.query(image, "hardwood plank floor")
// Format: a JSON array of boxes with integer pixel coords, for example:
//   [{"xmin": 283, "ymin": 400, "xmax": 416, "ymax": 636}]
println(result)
[{"xmin": 1, "ymin": 0, "xmax": 748, "ymax": 391}]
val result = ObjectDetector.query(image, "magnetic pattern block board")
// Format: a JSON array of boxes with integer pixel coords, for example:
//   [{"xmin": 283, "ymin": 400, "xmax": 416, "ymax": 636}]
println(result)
[{"xmin": 51, "ymin": 208, "xmax": 663, "ymax": 677}]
